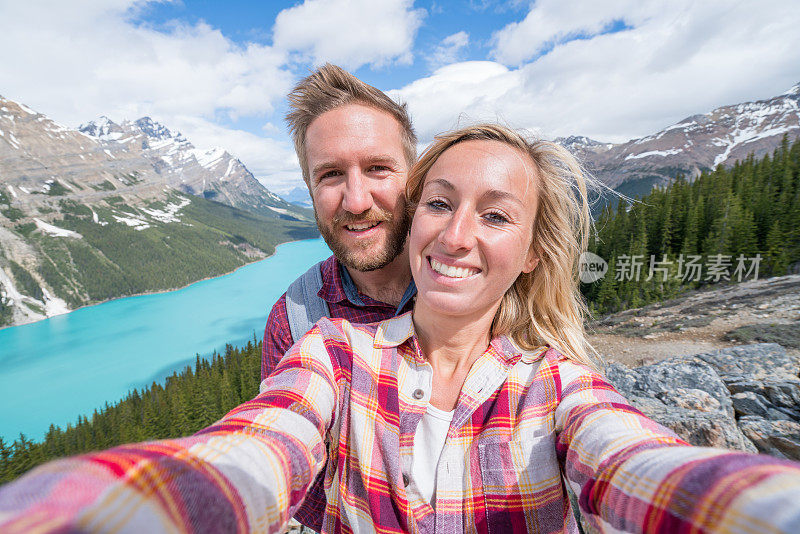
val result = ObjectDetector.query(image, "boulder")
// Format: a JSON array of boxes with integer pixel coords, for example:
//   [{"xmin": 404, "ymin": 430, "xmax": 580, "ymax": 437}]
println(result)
[
  {"xmin": 691, "ymin": 343, "xmax": 798, "ymax": 381},
  {"xmin": 605, "ymin": 343, "xmax": 800, "ymax": 458},
  {"xmin": 738, "ymin": 416, "xmax": 800, "ymax": 460},
  {"xmin": 605, "ymin": 360, "xmax": 755, "ymax": 451}
]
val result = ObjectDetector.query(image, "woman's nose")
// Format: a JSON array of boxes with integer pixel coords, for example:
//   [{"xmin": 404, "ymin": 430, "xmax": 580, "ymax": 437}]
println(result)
[
  {"xmin": 439, "ymin": 209, "xmax": 476, "ymax": 252},
  {"xmin": 341, "ymin": 172, "xmax": 373, "ymax": 214}
]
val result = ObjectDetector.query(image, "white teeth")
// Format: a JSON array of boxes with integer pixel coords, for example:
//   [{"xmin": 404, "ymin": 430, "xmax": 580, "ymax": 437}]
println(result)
[
  {"xmin": 346, "ymin": 221, "xmax": 379, "ymax": 231},
  {"xmin": 430, "ymin": 258, "xmax": 478, "ymax": 278}
]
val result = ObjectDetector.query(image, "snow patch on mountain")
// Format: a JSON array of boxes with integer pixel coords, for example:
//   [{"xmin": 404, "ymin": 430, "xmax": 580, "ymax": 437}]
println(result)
[
  {"xmin": 140, "ymin": 197, "xmax": 190, "ymax": 223},
  {"xmin": 713, "ymin": 125, "xmax": 794, "ymax": 166},
  {"xmin": 625, "ymin": 148, "xmax": 683, "ymax": 160},
  {"xmin": 34, "ymin": 218, "xmax": 82, "ymax": 238},
  {"xmin": 112, "ymin": 214, "xmax": 151, "ymax": 230},
  {"xmin": 191, "ymin": 147, "xmax": 227, "ymax": 169}
]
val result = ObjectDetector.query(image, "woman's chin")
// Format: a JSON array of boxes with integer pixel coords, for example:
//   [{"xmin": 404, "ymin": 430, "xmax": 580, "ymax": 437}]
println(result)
[{"xmin": 414, "ymin": 292, "xmax": 498, "ymax": 323}]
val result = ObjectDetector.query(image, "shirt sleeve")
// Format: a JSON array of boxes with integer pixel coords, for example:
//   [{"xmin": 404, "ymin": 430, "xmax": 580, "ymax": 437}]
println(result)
[
  {"xmin": 0, "ymin": 319, "xmax": 346, "ymax": 534},
  {"xmin": 553, "ymin": 358, "xmax": 800, "ymax": 533},
  {"xmin": 262, "ymin": 293, "xmax": 294, "ymax": 381}
]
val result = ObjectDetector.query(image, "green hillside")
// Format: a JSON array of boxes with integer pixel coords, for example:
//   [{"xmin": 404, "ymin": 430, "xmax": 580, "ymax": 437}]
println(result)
[{"xmin": 2, "ymin": 193, "xmax": 318, "ymax": 316}]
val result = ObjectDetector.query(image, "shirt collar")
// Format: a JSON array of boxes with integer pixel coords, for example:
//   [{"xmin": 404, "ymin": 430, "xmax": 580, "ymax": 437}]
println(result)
[
  {"xmin": 373, "ymin": 311, "xmax": 547, "ymax": 365},
  {"xmin": 319, "ymin": 255, "xmax": 417, "ymax": 315}
]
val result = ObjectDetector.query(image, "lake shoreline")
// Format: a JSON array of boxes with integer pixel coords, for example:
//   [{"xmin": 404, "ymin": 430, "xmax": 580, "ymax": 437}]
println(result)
[
  {"xmin": 0, "ymin": 235, "xmax": 324, "ymax": 331},
  {"xmin": 1, "ymin": 237, "xmax": 333, "ymax": 442}
]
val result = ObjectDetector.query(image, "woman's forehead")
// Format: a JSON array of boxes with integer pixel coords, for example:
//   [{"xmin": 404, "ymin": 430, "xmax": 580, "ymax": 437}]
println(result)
[{"xmin": 425, "ymin": 139, "xmax": 538, "ymax": 202}]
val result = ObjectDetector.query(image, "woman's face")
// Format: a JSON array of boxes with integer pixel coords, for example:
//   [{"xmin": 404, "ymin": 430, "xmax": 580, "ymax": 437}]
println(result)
[{"xmin": 409, "ymin": 139, "xmax": 540, "ymax": 320}]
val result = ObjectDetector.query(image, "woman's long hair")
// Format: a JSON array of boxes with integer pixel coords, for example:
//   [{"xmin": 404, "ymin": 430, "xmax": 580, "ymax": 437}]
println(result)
[{"xmin": 406, "ymin": 124, "xmax": 599, "ymax": 368}]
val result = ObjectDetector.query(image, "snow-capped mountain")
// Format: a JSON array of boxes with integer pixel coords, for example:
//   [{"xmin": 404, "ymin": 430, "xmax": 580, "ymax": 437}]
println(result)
[
  {"xmin": 0, "ymin": 97, "xmax": 317, "ymax": 328},
  {"xmin": 78, "ymin": 116, "xmax": 309, "ymax": 220},
  {"xmin": 564, "ymin": 82, "xmax": 800, "ymax": 197}
]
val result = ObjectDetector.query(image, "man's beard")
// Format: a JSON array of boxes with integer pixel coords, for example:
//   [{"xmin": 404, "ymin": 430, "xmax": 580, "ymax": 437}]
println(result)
[{"xmin": 316, "ymin": 201, "xmax": 410, "ymax": 272}]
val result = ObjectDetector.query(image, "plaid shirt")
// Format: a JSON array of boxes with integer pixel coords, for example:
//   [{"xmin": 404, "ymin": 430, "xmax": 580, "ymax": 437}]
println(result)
[
  {"xmin": 3, "ymin": 313, "xmax": 800, "ymax": 533},
  {"xmin": 262, "ymin": 255, "xmax": 415, "ymax": 530},
  {"xmin": 262, "ymin": 255, "xmax": 415, "ymax": 379}
]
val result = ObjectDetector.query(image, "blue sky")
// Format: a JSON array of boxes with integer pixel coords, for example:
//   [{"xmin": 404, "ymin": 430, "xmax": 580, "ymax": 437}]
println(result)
[{"xmin": 1, "ymin": 0, "xmax": 799, "ymax": 193}]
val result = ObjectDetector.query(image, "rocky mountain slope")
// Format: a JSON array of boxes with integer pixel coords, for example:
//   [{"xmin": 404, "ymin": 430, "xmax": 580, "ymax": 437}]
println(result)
[
  {"xmin": 594, "ymin": 275, "xmax": 800, "ymax": 459},
  {"xmin": 561, "ymin": 82, "xmax": 800, "ymax": 197},
  {"xmin": 0, "ymin": 97, "xmax": 317, "ymax": 328},
  {"xmin": 77, "ymin": 116, "xmax": 311, "ymax": 220}
]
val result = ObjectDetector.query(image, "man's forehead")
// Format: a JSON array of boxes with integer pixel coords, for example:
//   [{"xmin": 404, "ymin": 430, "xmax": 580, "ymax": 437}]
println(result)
[{"xmin": 305, "ymin": 110, "xmax": 405, "ymax": 166}]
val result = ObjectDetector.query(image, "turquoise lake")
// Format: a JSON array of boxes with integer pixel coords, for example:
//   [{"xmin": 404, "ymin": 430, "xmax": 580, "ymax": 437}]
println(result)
[{"xmin": 0, "ymin": 238, "xmax": 331, "ymax": 442}]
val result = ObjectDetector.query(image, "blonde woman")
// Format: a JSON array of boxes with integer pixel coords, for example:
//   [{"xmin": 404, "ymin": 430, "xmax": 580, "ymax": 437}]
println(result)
[{"xmin": 2, "ymin": 125, "xmax": 800, "ymax": 533}]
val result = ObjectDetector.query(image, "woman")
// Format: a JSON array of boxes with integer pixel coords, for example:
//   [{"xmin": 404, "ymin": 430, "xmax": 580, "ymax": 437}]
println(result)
[{"xmin": 1, "ymin": 125, "xmax": 799, "ymax": 533}]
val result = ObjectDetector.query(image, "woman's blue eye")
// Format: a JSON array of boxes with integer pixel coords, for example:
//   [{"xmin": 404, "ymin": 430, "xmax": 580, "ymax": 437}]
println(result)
[
  {"xmin": 485, "ymin": 212, "xmax": 509, "ymax": 224},
  {"xmin": 426, "ymin": 199, "xmax": 449, "ymax": 210}
]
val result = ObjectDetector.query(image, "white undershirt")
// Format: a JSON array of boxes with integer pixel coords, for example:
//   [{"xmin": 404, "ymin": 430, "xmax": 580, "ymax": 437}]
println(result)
[{"xmin": 409, "ymin": 404, "xmax": 454, "ymax": 505}]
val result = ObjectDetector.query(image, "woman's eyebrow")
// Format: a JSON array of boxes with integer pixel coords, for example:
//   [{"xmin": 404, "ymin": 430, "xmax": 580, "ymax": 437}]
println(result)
[
  {"xmin": 480, "ymin": 189, "xmax": 525, "ymax": 206},
  {"xmin": 426, "ymin": 178, "xmax": 455, "ymax": 190}
]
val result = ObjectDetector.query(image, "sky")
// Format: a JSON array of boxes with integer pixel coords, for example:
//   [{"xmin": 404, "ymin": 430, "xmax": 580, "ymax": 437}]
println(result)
[{"xmin": 1, "ymin": 0, "xmax": 799, "ymax": 194}]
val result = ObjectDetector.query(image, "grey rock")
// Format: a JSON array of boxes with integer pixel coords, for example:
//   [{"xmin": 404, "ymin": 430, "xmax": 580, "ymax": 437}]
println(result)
[
  {"xmin": 731, "ymin": 392, "xmax": 791, "ymax": 420},
  {"xmin": 738, "ymin": 416, "xmax": 800, "ymax": 460},
  {"xmin": 606, "ymin": 360, "xmax": 756, "ymax": 451},
  {"xmin": 651, "ymin": 409, "xmax": 758, "ymax": 453},
  {"xmin": 607, "ymin": 359, "xmax": 734, "ymax": 418},
  {"xmin": 691, "ymin": 343, "xmax": 797, "ymax": 381},
  {"xmin": 763, "ymin": 379, "xmax": 800, "ymax": 410}
]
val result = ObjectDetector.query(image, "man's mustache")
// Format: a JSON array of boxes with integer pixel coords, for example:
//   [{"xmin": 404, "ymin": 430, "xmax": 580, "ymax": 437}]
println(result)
[{"xmin": 332, "ymin": 207, "xmax": 393, "ymax": 226}]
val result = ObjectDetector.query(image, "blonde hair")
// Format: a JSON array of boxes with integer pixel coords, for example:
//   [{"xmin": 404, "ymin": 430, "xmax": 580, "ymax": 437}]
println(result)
[
  {"xmin": 286, "ymin": 63, "xmax": 417, "ymax": 185},
  {"xmin": 406, "ymin": 124, "xmax": 599, "ymax": 368}
]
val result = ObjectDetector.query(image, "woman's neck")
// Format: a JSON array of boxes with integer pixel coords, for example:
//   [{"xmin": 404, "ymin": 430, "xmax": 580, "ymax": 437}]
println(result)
[{"xmin": 412, "ymin": 299, "xmax": 499, "ymax": 380}]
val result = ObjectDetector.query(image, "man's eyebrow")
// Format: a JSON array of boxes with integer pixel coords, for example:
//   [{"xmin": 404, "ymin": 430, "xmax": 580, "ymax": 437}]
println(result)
[
  {"xmin": 311, "ymin": 155, "xmax": 401, "ymax": 177},
  {"xmin": 364, "ymin": 154, "xmax": 401, "ymax": 167},
  {"xmin": 311, "ymin": 161, "xmax": 340, "ymax": 176}
]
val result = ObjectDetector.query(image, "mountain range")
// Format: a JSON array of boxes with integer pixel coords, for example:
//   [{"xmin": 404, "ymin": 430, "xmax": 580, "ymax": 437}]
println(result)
[
  {"xmin": 0, "ymin": 98, "xmax": 317, "ymax": 327},
  {"xmin": 558, "ymin": 82, "xmax": 800, "ymax": 198}
]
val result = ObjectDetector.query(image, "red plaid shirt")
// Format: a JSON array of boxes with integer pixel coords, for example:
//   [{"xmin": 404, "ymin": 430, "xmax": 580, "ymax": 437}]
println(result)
[{"xmin": 262, "ymin": 254, "xmax": 414, "ymax": 530}]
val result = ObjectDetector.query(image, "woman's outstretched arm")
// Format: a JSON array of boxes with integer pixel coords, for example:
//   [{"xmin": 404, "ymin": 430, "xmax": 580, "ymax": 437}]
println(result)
[
  {"xmin": 0, "ymin": 320, "xmax": 344, "ymax": 534},
  {"xmin": 553, "ymin": 356, "xmax": 800, "ymax": 533}
]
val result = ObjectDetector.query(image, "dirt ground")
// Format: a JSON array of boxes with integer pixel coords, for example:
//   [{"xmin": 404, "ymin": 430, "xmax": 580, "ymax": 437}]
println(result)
[{"xmin": 588, "ymin": 274, "xmax": 800, "ymax": 367}]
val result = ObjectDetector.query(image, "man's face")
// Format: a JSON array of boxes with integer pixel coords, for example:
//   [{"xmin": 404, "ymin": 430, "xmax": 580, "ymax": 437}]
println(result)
[{"xmin": 305, "ymin": 103, "xmax": 411, "ymax": 272}]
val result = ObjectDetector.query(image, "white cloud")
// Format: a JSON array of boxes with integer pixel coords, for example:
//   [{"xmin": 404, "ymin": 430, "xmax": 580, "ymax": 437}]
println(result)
[
  {"xmin": 491, "ymin": 0, "xmax": 652, "ymax": 65},
  {"xmin": 427, "ymin": 31, "xmax": 470, "ymax": 70},
  {"xmin": 0, "ymin": 0, "xmax": 302, "ymax": 192},
  {"xmin": 393, "ymin": 0, "xmax": 800, "ymax": 144},
  {"xmin": 0, "ymin": 1, "xmax": 293, "ymax": 127},
  {"xmin": 272, "ymin": 0, "xmax": 425, "ymax": 69}
]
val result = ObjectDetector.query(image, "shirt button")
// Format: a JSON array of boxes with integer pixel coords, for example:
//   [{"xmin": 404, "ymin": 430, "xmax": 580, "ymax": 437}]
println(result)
[
  {"xmin": 403, "ymin": 474, "xmax": 410, "ymax": 486},
  {"xmin": 412, "ymin": 388, "xmax": 425, "ymax": 400}
]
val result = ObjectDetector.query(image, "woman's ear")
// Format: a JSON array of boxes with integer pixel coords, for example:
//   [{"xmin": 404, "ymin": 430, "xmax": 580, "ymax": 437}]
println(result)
[{"xmin": 522, "ymin": 245, "xmax": 540, "ymax": 274}]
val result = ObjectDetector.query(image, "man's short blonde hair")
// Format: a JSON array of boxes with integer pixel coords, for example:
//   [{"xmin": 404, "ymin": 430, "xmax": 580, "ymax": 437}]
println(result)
[{"xmin": 286, "ymin": 64, "xmax": 417, "ymax": 185}]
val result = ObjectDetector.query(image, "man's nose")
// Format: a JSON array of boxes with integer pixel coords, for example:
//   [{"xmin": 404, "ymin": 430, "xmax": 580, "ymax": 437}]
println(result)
[
  {"xmin": 440, "ymin": 208, "xmax": 476, "ymax": 252},
  {"xmin": 341, "ymin": 172, "xmax": 373, "ymax": 214}
]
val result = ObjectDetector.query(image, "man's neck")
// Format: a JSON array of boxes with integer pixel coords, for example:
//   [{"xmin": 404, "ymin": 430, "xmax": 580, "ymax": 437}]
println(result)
[{"xmin": 344, "ymin": 249, "xmax": 412, "ymax": 307}]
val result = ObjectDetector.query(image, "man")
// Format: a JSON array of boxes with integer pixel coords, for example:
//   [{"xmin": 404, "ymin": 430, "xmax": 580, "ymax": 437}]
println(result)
[{"xmin": 261, "ymin": 64, "xmax": 417, "ymax": 531}]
